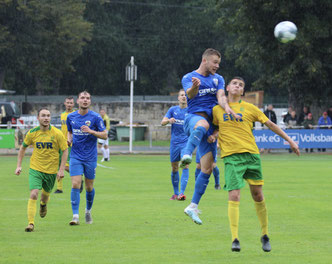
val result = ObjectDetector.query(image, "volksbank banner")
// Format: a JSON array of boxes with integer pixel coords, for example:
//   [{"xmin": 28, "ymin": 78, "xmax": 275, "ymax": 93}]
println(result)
[{"xmin": 253, "ymin": 129, "xmax": 332, "ymax": 148}]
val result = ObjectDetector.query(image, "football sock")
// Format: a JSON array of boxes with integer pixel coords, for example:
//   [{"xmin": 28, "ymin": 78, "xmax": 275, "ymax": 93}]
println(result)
[
  {"xmin": 27, "ymin": 199, "xmax": 37, "ymax": 225},
  {"xmin": 105, "ymin": 148, "xmax": 110, "ymax": 159},
  {"xmin": 192, "ymin": 172, "xmax": 210, "ymax": 204},
  {"xmin": 184, "ymin": 126, "xmax": 206, "ymax": 156},
  {"xmin": 57, "ymin": 178, "xmax": 63, "ymax": 191},
  {"xmin": 213, "ymin": 166, "xmax": 220, "ymax": 185},
  {"xmin": 195, "ymin": 168, "xmax": 201, "ymax": 181},
  {"xmin": 180, "ymin": 168, "xmax": 189, "ymax": 194},
  {"xmin": 71, "ymin": 188, "xmax": 80, "ymax": 215},
  {"xmin": 255, "ymin": 199, "xmax": 268, "ymax": 235},
  {"xmin": 228, "ymin": 200, "xmax": 240, "ymax": 241},
  {"xmin": 86, "ymin": 188, "xmax": 95, "ymax": 211},
  {"xmin": 171, "ymin": 171, "xmax": 179, "ymax": 195},
  {"xmin": 101, "ymin": 148, "xmax": 106, "ymax": 158},
  {"xmin": 40, "ymin": 189, "xmax": 50, "ymax": 205}
]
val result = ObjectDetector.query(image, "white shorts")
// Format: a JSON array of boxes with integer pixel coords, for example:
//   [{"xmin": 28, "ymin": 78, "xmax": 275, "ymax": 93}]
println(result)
[{"xmin": 98, "ymin": 138, "xmax": 109, "ymax": 146}]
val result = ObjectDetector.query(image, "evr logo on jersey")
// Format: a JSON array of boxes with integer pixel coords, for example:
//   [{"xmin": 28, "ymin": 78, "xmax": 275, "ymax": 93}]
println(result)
[{"xmin": 36, "ymin": 142, "xmax": 53, "ymax": 149}]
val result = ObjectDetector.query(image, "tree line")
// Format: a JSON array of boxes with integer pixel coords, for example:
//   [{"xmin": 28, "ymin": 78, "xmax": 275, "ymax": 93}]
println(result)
[{"xmin": 0, "ymin": 0, "xmax": 331, "ymax": 111}]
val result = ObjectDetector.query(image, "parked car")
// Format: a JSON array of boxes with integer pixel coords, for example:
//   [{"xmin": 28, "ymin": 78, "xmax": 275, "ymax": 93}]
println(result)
[{"xmin": 0, "ymin": 101, "xmax": 20, "ymax": 127}]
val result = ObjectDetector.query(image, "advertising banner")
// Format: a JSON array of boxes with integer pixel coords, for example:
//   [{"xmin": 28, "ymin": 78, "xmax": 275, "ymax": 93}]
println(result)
[
  {"xmin": 253, "ymin": 129, "xmax": 332, "ymax": 148},
  {"xmin": 0, "ymin": 129, "xmax": 16, "ymax": 148}
]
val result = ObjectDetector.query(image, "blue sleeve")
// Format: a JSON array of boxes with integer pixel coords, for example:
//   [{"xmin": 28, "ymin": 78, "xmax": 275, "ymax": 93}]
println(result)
[
  {"xmin": 96, "ymin": 114, "xmax": 106, "ymax": 132},
  {"xmin": 217, "ymin": 75, "xmax": 225, "ymax": 91},
  {"xmin": 181, "ymin": 74, "xmax": 193, "ymax": 92},
  {"xmin": 66, "ymin": 115, "xmax": 72, "ymax": 132},
  {"xmin": 165, "ymin": 107, "xmax": 173, "ymax": 119}
]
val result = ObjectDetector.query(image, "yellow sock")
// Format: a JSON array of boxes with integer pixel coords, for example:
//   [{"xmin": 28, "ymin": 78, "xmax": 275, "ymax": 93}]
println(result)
[
  {"xmin": 228, "ymin": 201, "xmax": 240, "ymax": 241},
  {"xmin": 40, "ymin": 189, "xmax": 51, "ymax": 206},
  {"xmin": 57, "ymin": 178, "xmax": 63, "ymax": 191},
  {"xmin": 255, "ymin": 199, "xmax": 268, "ymax": 235},
  {"xmin": 27, "ymin": 199, "xmax": 37, "ymax": 225}
]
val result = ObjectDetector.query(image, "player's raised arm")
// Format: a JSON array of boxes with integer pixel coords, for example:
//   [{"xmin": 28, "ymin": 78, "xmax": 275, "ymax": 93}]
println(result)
[
  {"xmin": 264, "ymin": 120, "xmax": 300, "ymax": 156},
  {"xmin": 161, "ymin": 117, "xmax": 175, "ymax": 126},
  {"xmin": 15, "ymin": 145, "xmax": 27, "ymax": 175},
  {"xmin": 217, "ymin": 89, "xmax": 241, "ymax": 119},
  {"xmin": 186, "ymin": 77, "xmax": 201, "ymax": 99}
]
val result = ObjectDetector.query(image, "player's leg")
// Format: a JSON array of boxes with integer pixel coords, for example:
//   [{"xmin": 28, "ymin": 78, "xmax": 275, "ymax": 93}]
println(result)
[
  {"xmin": 178, "ymin": 147, "xmax": 189, "ymax": 200},
  {"xmin": 170, "ymin": 162, "xmax": 179, "ymax": 200},
  {"xmin": 246, "ymin": 153, "xmax": 271, "ymax": 252},
  {"xmin": 169, "ymin": 145, "xmax": 179, "ymax": 200},
  {"xmin": 39, "ymin": 172, "xmax": 57, "ymax": 218},
  {"xmin": 98, "ymin": 139, "xmax": 106, "ymax": 162},
  {"xmin": 180, "ymin": 114, "xmax": 209, "ymax": 168},
  {"xmin": 25, "ymin": 168, "xmax": 43, "ymax": 232},
  {"xmin": 223, "ymin": 154, "xmax": 248, "ymax": 251},
  {"xmin": 104, "ymin": 139, "xmax": 110, "ymax": 161},
  {"xmin": 83, "ymin": 160, "xmax": 97, "ymax": 224},
  {"xmin": 69, "ymin": 158, "xmax": 84, "ymax": 225},
  {"xmin": 213, "ymin": 162, "xmax": 221, "ymax": 190},
  {"xmin": 184, "ymin": 143, "xmax": 214, "ymax": 225},
  {"xmin": 195, "ymin": 151, "xmax": 201, "ymax": 181}
]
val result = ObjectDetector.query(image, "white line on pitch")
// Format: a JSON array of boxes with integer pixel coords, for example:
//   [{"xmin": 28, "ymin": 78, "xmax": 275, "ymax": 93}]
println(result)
[{"xmin": 97, "ymin": 163, "xmax": 115, "ymax": 169}]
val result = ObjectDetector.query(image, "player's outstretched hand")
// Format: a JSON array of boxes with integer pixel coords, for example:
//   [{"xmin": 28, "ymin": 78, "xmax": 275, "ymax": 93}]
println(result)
[
  {"xmin": 192, "ymin": 77, "xmax": 201, "ymax": 88},
  {"xmin": 15, "ymin": 167, "xmax": 22, "ymax": 175},
  {"xmin": 225, "ymin": 104, "xmax": 241, "ymax": 120},
  {"xmin": 290, "ymin": 141, "xmax": 300, "ymax": 156}
]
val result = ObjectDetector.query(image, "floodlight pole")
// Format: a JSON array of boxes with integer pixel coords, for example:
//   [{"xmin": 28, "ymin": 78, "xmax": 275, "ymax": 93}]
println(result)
[{"xmin": 129, "ymin": 56, "xmax": 134, "ymax": 153}]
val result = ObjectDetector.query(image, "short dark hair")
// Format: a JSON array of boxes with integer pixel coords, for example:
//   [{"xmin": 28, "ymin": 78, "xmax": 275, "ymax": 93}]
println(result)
[
  {"xmin": 178, "ymin": 88, "xmax": 185, "ymax": 95},
  {"xmin": 202, "ymin": 48, "xmax": 221, "ymax": 59},
  {"xmin": 37, "ymin": 107, "xmax": 50, "ymax": 116},
  {"xmin": 228, "ymin": 76, "xmax": 245, "ymax": 85},
  {"xmin": 65, "ymin": 96, "xmax": 74, "ymax": 101},
  {"xmin": 78, "ymin": 90, "xmax": 91, "ymax": 98}
]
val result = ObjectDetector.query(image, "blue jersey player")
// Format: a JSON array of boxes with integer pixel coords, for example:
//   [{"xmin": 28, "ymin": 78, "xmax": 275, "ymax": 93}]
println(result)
[
  {"xmin": 181, "ymin": 48, "xmax": 237, "ymax": 225},
  {"xmin": 161, "ymin": 89, "xmax": 189, "ymax": 201},
  {"xmin": 67, "ymin": 91, "xmax": 107, "ymax": 225}
]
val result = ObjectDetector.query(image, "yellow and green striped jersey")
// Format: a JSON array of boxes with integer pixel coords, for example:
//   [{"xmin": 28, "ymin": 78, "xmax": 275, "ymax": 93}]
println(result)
[
  {"xmin": 23, "ymin": 125, "xmax": 68, "ymax": 174},
  {"xmin": 212, "ymin": 100, "xmax": 269, "ymax": 158},
  {"xmin": 61, "ymin": 110, "xmax": 75, "ymax": 140}
]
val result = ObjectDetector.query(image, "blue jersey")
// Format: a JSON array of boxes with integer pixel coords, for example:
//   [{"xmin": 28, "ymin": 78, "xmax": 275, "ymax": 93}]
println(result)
[
  {"xmin": 182, "ymin": 71, "xmax": 225, "ymax": 119},
  {"xmin": 165, "ymin": 105, "xmax": 188, "ymax": 145},
  {"xmin": 67, "ymin": 110, "xmax": 106, "ymax": 162}
]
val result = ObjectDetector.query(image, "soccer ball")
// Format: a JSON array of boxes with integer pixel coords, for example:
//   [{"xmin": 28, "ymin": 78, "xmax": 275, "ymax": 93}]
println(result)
[{"xmin": 274, "ymin": 21, "xmax": 297, "ymax": 43}]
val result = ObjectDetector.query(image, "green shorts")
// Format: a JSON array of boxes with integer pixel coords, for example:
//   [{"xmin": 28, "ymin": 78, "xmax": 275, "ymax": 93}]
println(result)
[
  {"xmin": 29, "ymin": 168, "xmax": 56, "ymax": 192},
  {"xmin": 223, "ymin": 152, "xmax": 264, "ymax": 191},
  {"xmin": 59, "ymin": 146, "xmax": 71, "ymax": 167}
]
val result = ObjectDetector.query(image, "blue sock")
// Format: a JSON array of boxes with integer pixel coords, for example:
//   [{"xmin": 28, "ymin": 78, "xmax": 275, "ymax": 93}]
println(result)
[
  {"xmin": 171, "ymin": 171, "xmax": 179, "ymax": 195},
  {"xmin": 86, "ymin": 188, "xmax": 95, "ymax": 210},
  {"xmin": 71, "ymin": 188, "xmax": 80, "ymax": 215},
  {"xmin": 213, "ymin": 166, "xmax": 220, "ymax": 185},
  {"xmin": 195, "ymin": 168, "xmax": 201, "ymax": 181},
  {"xmin": 192, "ymin": 172, "xmax": 210, "ymax": 204},
  {"xmin": 184, "ymin": 126, "xmax": 206, "ymax": 156},
  {"xmin": 180, "ymin": 168, "xmax": 189, "ymax": 194}
]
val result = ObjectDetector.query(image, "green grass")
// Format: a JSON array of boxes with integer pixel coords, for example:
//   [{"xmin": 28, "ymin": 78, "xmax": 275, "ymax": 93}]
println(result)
[
  {"xmin": 110, "ymin": 140, "xmax": 169, "ymax": 147},
  {"xmin": 1, "ymin": 154, "xmax": 332, "ymax": 264}
]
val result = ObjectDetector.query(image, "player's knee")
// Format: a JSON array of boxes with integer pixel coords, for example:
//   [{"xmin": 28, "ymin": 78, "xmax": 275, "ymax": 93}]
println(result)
[
  {"xmin": 30, "ymin": 190, "xmax": 38, "ymax": 200},
  {"xmin": 252, "ymin": 192, "xmax": 264, "ymax": 202}
]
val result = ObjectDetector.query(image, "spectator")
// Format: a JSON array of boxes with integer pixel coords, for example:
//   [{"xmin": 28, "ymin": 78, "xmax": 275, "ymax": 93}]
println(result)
[
  {"xmin": 297, "ymin": 106, "xmax": 311, "ymax": 125},
  {"xmin": 285, "ymin": 111, "xmax": 297, "ymax": 129},
  {"xmin": 283, "ymin": 106, "xmax": 293, "ymax": 124},
  {"xmin": 264, "ymin": 104, "xmax": 277, "ymax": 124},
  {"xmin": 302, "ymin": 113, "xmax": 314, "ymax": 153},
  {"xmin": 317, "ymin": 112, "xmax": 332, "ymax": 152},
  {"xmin": 327, "ymin": 107, "xmax": 332, "ymax": 121}
]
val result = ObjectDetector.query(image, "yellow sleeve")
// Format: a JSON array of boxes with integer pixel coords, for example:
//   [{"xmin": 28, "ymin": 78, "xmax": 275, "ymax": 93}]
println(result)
[
  {"xmin": 251, "ymin": 105, "xmax": 269, "ymax": 124},
  {"xmin": 105, "ymin": 115, "xmax": 110, "ymax": 130},
  {"xmin": 212, "ymin": 106, "xmax": 219, "ymax": 126},
  {"xmin": 57, "ymin": 130, "xmax": 68, "ymax": 151},
  {"xmin": 23, "ymin": 130, "xmax": 32, "ymax": 147}
]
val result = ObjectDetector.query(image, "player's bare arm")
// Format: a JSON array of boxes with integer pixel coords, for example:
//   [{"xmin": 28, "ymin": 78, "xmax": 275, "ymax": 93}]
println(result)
[
  {"xmin": 264, "ymin": 120, "xmax": 300, "ymax": 156},
  {"xmin": 81, "ymin": 125, "xmax": 108, "ymax": 139},
  {"xmin": 161, "ymin": 117, "xmax": 175, "ymax": 126},
  {"xmin": 67, "ymin": 131, "xmax": 73, "ymax": 146},
  {"xmin": 186, "ymin": 77, "xmax": 201, "ymax": 99},
  {"xmin": 217, "ymin": 89, "xmax": 241, "ymax": 119},
  {"xmin": 15, "ymin": 145, "xmax": 27, "ymax": 175},
  {"xmin": 57, "ymin": 148, "xmax": 68, "ymax": 181}
]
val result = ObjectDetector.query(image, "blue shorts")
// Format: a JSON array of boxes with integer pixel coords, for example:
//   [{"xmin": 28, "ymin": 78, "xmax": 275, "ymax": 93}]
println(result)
[
  {"xmin": 196, "ymin": 146, "xmax": 217, "ymax": 163},
  {"xmin": 69, "ymin": 157, "xmax": 97, "ymax": 180},
  {"xmin": 184, "ymin": 113, "xmax": 217, "ymax": 162},
  {"xmin": 170, "ymin": 143, "xmax": 186, "ymax": 162}
]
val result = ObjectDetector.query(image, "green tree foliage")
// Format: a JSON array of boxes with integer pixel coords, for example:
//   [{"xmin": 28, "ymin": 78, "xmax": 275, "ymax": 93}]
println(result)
[
  {"xmin": 216, "ymin": 0, "xmax": 332, "ymax": 109},
  {"xmin": 0, "ymin": 0, "xmax": 92, "ymax": 94}
]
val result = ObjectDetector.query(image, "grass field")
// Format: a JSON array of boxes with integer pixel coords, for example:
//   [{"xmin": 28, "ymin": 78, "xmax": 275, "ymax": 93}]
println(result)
[{"xmin": 1, "ymin": 154, "xmax": 332, "ymax": 264}]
